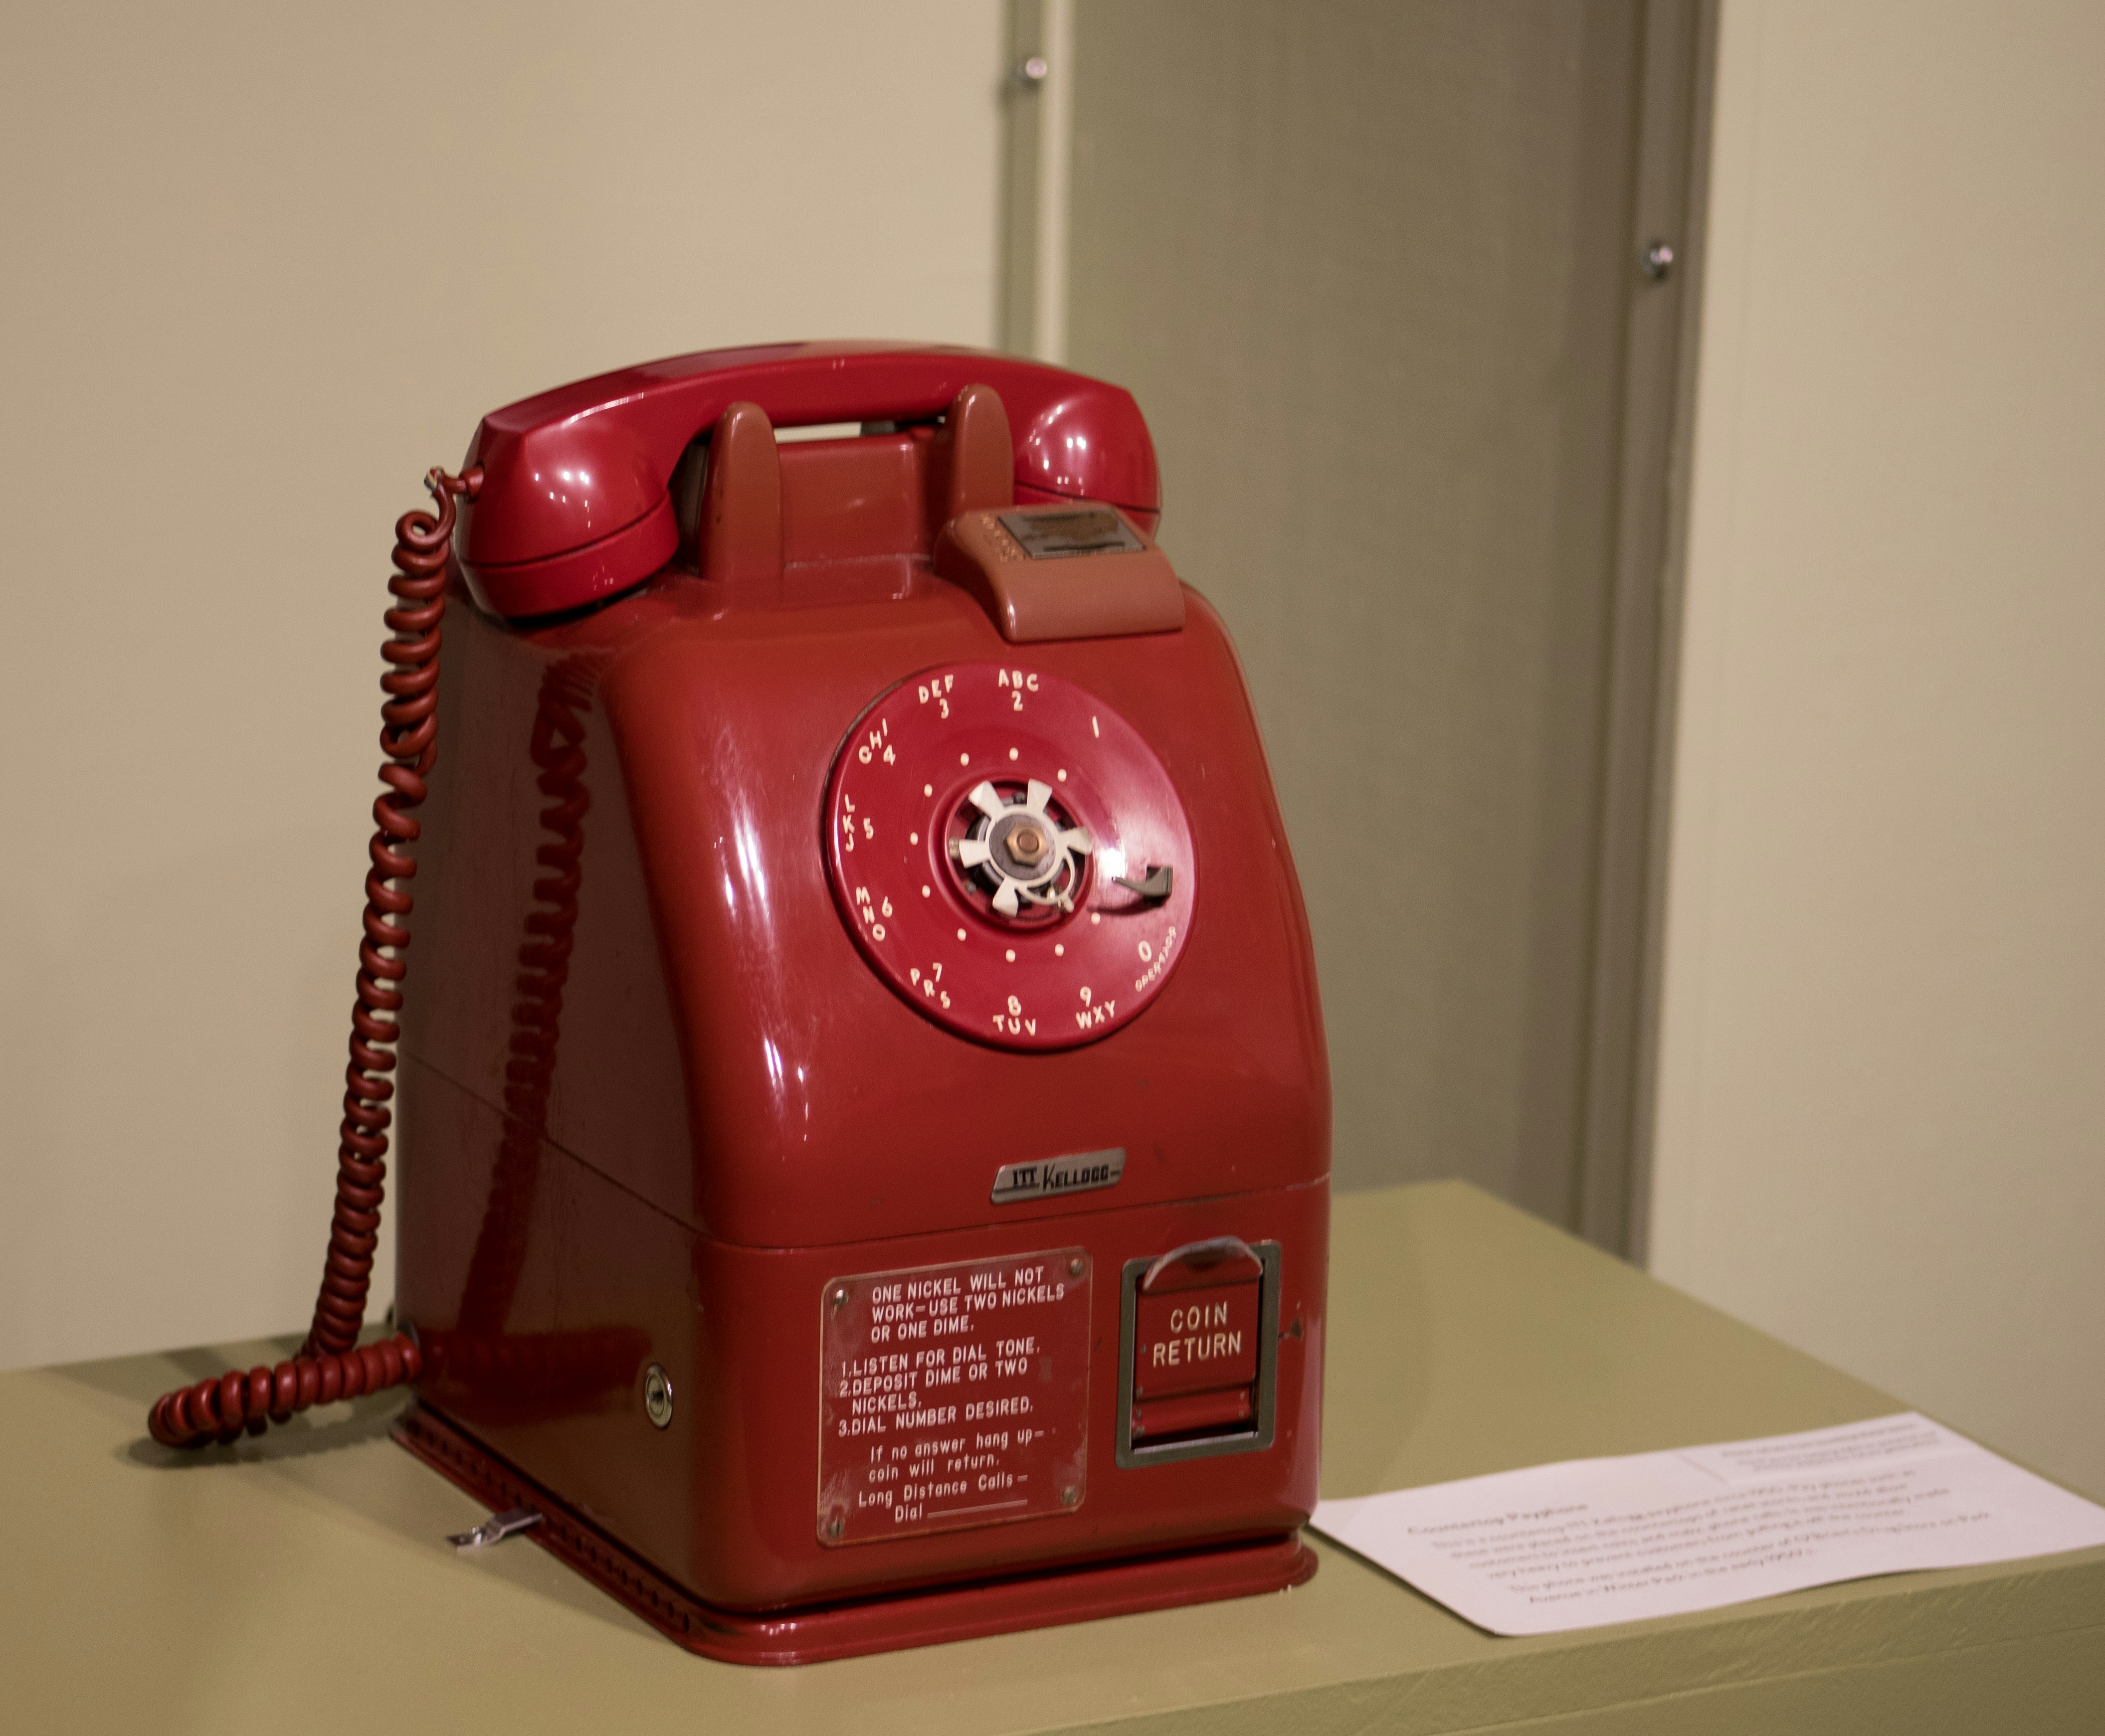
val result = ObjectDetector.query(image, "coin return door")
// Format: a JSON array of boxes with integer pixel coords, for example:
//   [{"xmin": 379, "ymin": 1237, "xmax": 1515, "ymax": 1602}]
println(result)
[{"xmin": 1116, "ymin": 1237, "xmax": 1281, "ymax": 1467}]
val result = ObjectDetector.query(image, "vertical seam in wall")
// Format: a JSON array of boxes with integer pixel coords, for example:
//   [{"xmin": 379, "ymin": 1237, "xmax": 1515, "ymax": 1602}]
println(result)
[
  {"xmin": 1567, "ymin": 0, "xmax": 1659, "ymax": 1250},
  {"xmin": 996, "ymin": 0, "xmax": 1045, "ymax": 355},
  {"xmin": 1649, "ymin": 0, "xmax": 1767, "ymax": 1277},
  {"xmin": 1033, "ymin": 0, "xmax": 1075, "ymax": 364},
  {"xmin": 1623, "ymin": 0, "xmax": 1721, "ymax": 1267}
]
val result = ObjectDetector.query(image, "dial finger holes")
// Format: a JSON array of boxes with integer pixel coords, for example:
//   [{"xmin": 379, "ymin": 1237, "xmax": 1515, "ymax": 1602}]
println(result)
[{"xmin": 824, "ymin": 660, "xmax": 1195, "ymax": 1051}]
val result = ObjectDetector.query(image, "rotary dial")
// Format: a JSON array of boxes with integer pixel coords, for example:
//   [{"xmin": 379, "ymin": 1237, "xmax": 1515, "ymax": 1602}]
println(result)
[{"xmin": 824, "ymin": 662, "xmax": 1196, "ymax": 1050}]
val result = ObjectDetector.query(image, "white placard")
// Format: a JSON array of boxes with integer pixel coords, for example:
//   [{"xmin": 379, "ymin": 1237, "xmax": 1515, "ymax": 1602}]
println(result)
[{"xmin": 1310, "ymin": 1413, "xmax": 2105, "ymax": 1636}]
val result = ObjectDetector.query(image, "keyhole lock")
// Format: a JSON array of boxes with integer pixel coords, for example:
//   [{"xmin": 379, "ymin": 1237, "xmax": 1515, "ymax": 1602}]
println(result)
[{"xmin": 643, "ymin": 1363, "xmax": 675, "ymax": 1429}]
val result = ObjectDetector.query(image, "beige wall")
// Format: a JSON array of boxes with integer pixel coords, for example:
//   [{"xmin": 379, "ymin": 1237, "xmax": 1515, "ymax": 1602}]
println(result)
[
  {"xmin": 0, "ymin": 1, "xmax": 1002, "ymax": 1370},
  {"xmin": 1650, "ymin": 0, "xmax": 2105, "ymax": 1495}
]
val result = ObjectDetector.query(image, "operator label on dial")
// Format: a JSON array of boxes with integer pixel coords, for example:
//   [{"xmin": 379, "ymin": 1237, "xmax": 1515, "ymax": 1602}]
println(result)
[{"xmin": 824, "ymin": 662, "xmax": 1196, "ymax": 1051}]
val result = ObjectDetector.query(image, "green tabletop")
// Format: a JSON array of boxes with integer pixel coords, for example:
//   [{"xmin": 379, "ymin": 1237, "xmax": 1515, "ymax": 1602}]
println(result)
[{"xmin": 5, "ymin": 1182, "xmax": 2100, "ymax": 1733}]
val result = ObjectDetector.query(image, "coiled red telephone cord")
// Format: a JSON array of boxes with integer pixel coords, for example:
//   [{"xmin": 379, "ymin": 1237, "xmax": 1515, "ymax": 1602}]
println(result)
[{"xmin": 148, "ymin": 465, "xmax": 481, "ymax": 1448}]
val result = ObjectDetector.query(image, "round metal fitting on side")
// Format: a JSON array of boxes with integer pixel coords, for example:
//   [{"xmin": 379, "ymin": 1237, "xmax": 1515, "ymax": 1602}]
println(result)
[{"xmin": 642, "ymin": 1363, "xmax": 675, "ymax": 1429}]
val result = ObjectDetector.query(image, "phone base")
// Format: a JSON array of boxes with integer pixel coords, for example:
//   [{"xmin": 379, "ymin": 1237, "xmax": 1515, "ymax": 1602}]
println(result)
[{"xmin": 393, "ymin": 1403, "xmax": 1317, "ymax": 1665}]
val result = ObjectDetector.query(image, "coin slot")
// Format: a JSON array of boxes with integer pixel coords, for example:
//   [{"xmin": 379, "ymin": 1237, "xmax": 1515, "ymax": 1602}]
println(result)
[
  {"xmin": 997, "ymin": 505, "xmax": 1146, "ymax": 560},
  {"xmin": 1116, "ymin": 1239, "xmax": 1281, "ymax": 1468}
]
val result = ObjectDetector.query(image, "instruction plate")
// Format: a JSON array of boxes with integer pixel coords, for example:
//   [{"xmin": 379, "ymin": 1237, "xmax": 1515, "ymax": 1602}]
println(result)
[{"xmin": 818, "ymin": 1248, "xmax": 1091, "ymax": 1545}]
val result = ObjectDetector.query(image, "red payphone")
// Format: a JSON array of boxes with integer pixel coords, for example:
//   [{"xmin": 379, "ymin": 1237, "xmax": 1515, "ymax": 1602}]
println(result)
[{"xmin": 149, "ymin": 344, "xmax": 1331, "ymax": 1662}]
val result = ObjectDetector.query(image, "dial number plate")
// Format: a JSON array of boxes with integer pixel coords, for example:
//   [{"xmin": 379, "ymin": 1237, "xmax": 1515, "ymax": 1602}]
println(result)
[{"xmin": 825, "ymin": 662, "xmax": 1196, "ymax": 1050}]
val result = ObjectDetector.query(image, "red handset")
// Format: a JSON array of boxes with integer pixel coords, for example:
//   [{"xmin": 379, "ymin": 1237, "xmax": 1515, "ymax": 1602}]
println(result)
[{"xmin": 455, "ymin": 341, "xmax": 1162, "ymax": 618}]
